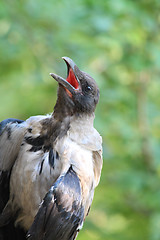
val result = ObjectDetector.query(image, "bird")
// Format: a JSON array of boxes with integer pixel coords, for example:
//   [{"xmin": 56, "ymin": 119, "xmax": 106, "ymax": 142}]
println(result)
[{"xmin": 0, "ymin": 57, "xmax": 103, "ymax": 240}]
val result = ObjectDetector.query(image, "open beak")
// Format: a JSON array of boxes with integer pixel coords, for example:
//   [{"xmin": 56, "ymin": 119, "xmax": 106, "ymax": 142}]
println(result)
[{"xmin": 50, "ymin": 57, "xmax": 81, "ymax": 94}]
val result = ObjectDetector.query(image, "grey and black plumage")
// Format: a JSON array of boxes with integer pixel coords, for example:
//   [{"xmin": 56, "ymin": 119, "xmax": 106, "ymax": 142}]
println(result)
[{"xmin": 0, "ymin": 57, "xmax": 103, "ymax": 240}]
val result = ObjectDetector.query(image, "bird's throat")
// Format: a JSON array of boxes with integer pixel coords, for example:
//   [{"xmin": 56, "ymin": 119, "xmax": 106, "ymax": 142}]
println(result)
[
  {"xmin": 65, "ymin": 68, "xmax": 80, "ymax": 98},
  {"xmin": 66, "ymin": 68, "xmax": 79, "ymax": 90}
]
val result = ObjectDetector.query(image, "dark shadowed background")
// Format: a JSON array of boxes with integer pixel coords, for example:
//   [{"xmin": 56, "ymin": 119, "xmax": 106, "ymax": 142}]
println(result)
[{"xmin": 0, "ymin": 0, "xmax": 160, "ymax": 239}]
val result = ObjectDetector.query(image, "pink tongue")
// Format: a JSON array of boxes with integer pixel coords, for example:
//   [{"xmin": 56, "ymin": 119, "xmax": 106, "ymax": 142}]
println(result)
[{"xmin": 66, "ymin": 68, "xmax": 79, "ymax": 89}]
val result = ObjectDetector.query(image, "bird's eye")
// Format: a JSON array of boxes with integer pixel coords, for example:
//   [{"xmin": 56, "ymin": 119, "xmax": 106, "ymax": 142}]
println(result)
[{"xmin": 86, "ymin": 85, "xmax": 92, "ymax": 91}]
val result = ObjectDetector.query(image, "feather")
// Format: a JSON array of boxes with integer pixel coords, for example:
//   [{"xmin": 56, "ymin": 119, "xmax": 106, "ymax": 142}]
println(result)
[
  {"xmin": 0, "ymin": 119, "xmax": 26, "ymax": 171},
  {"xmin": 27, "ymin": 167, "xmax": 84, "ymax": 240},
  {"xmin": 0, "ymin": 57, "xmax": 103, "ymax": 240}
]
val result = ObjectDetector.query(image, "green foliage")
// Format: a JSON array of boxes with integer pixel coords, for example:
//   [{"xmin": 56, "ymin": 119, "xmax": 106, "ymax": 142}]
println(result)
[{"xmin": 0, "ymin": 0, "xmax": 160, "ymax": 239}]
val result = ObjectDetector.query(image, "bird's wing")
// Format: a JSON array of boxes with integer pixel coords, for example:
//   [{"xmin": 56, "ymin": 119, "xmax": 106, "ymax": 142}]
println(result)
[
  {"xmin": 27, "ymin": 167, "xmax": 84, "ymax": 240},
  {"xmin": 92, "ymin": 149, "xmax": 103, "ymax": 187},
  {"xmin": 0, "ymin": 115, "xmax": 49, "ymax": 171},
  {"xmin": 0, "ymin": 116, "xmax": 48, "ymax": 226},
  {"xmin": 0, "ymin": 118, "xmax": 27, "ymax": 239},
  {"xmin": 0, "ymin": 118, "xmax": 26, "ymax": 171}
]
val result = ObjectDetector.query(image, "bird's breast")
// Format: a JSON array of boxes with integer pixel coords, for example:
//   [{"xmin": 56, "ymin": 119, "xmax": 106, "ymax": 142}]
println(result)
[{"xmin": 54, "ymin": 136, "xmax": 95, "ymax": 213}]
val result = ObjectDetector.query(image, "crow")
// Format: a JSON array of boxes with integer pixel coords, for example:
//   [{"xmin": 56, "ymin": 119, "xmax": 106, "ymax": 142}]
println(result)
[{"xmin": 0, "ymin": 57, "xmax": 103, "ymax": 240}]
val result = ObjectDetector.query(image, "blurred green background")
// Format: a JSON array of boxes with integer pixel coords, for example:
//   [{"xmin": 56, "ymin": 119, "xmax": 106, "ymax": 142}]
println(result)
[{"xmin": 0, "ymin": 0, "xmax": 160, "ymax": 239}]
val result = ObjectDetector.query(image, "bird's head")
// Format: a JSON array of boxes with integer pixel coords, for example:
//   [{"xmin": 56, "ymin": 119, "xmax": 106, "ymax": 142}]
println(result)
[{"xmin": 50, "ymin": 57, "xmax": 99, "ymax": 117}]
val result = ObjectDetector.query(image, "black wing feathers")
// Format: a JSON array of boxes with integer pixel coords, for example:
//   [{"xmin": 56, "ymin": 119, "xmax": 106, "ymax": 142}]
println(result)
[
  {"xmin": 48, "ymin": 149, "xmax": 59, "ymax": 169},
  {"xmin": 28, "ymin": 167, "xmax": 84, "ymax": 240},
  {"xmin": 0, "ymin": 118, "xmax": 24, "ymax": 214},
  {"xmin": 0, "ymin": 118, "xmax": 26, "ymax": 240},
  {"xmin": 0, "ymin": 220, "xmax": 26, "ymax": 240},
  {"xmin": 0, "ymin": 171, "xmax": 10, "ymax": 220}
]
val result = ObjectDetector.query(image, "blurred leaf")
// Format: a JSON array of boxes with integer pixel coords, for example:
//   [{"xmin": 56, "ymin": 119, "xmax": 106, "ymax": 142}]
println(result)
[{"xmin": 0, "ymin": 0, "xmax": 160, "ymax": 239}]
